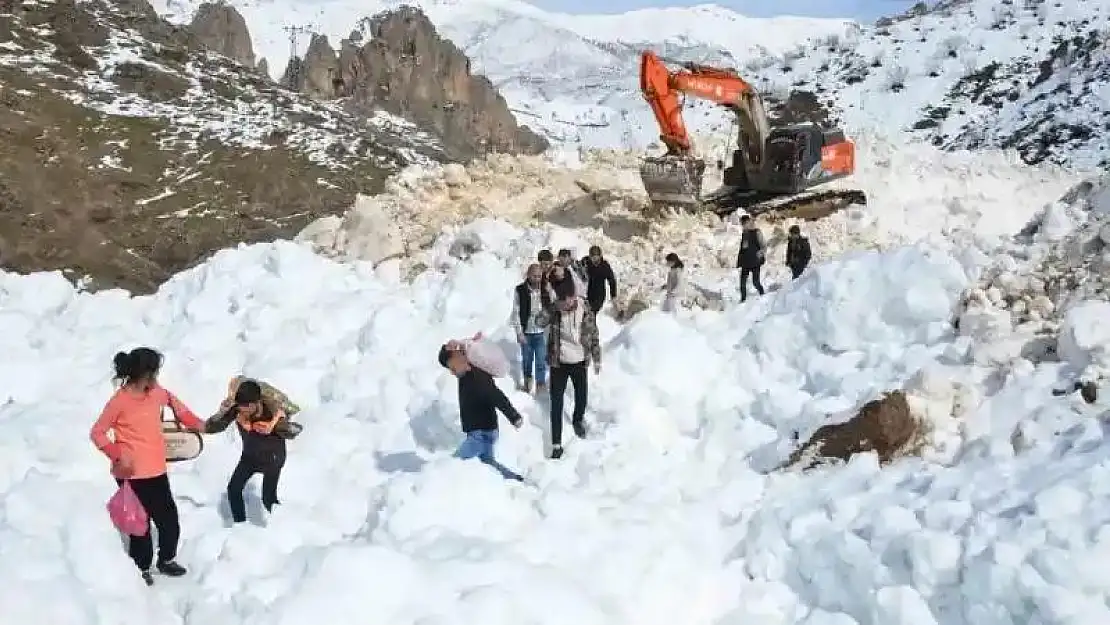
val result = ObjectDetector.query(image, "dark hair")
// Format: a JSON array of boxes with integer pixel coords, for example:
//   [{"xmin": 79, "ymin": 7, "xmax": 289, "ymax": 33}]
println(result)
[
  {"xmin": 537, "ymin": 249, "xmax": 553, "ymax": 262},
  {"xmin": 113, "ymin": 347, "xmax": 163, "ymax": 385},
  {"xmin": 234, "ymin": 379, "xmax": 263, "ymax": 405},
  {"xmin": 740, "ymin": 215, "xmax": 751, "ymax": 224},
  {"xmin": 789, "ymin": 225, "xmax": 801, "ymax": 234},
  {"xmin": 438, "ymin": 345, "xmax": 451, "ymax": 368},
  {"xmin": 588, "ymin": 245, "xmax": 601, "ymax": 256},
  {"xmin": 665, "ymin": 252, "xmax": 684, "ymax": 269},
  {"xmin": 557, "ymin": 248, "xmax": 572, "ymax": 258}
]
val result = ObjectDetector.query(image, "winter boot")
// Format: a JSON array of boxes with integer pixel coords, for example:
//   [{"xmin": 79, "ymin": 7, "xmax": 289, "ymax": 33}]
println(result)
[
  {"xmin": 521, "ymin": 377, "xmax": 533, "ymax": 393},
  {"xmin": 535, "ymin": 381, "xmax": 547, "ymax": 394},
  {"xmin": 141, "ymin": 570, "xmax": 155, "ymax": 586},
  {"xmin": 156, "ymin": 560, "xmax": 187, "ymax": 577},
  {"xmin": 572, "ymin": 420, "xmax": 588, "ymax": 439},
  {"xmin": 550, "ymin": 445, "xmax": 564, "ymax": 459}
]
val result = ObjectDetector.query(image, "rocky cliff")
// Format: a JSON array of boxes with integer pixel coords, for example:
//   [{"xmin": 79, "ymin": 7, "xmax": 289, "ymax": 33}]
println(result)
[
  {"xmin": 189, "ymin": 1, "xmax": 254, "ymax": 67},
  {"xmin": 282, "ymin": 6, "xmax": 549, "ymax": 161},
  {"xmin": 0, "ymin": 0, "xmax": 443, "ymax": 293}
]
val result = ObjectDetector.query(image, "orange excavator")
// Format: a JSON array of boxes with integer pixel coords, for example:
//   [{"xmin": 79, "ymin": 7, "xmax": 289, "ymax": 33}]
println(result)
[{"xmin": 639, "ymin": 50, "xmax": 866, "ymax": 217}]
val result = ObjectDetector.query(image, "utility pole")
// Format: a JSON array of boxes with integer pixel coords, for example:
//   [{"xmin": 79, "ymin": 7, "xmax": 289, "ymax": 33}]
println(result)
[{"xmin": 283, "ymin": 25, "xmax": 309, "ymax": 59}]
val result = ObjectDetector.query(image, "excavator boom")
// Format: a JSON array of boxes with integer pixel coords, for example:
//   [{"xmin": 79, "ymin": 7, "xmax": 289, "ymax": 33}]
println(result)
[{"xmin": 637, "ymin": 50, "xmax": 865, "ymax": 219}]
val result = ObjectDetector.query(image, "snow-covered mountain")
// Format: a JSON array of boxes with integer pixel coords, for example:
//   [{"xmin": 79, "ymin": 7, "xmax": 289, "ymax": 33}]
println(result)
[
  {"xmin": 155, "ymin": 0, "xmax": 853, "ymax": 150},
  {"xmin": 156, "ymin": 0, "xmax": 1109, "ymax": 171},
  {"xmin": 754, "ymin": 0, "xmax": 1110, "ymax": 170}
]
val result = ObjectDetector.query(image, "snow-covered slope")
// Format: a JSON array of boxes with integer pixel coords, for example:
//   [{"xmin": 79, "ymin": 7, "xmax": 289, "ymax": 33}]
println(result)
[
  {"xmin": 752, "ymin": 0, "xmax": 1110, "ymax": 170},
  {"xmin": 3, "ymin": 155, "xmax": 1110, "ymax": 623},
  {"xmin": 156, "ymin": 0, "xmax": 852, "ymax": 150}
]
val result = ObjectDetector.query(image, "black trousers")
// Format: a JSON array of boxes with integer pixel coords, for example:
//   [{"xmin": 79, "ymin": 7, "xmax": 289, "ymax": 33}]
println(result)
[
  {"xmin": 587, "ymin": 296, "xmax": 605, "ymax": 314},
  {"xmin": 227, "ymin": 456, "xmax": 283, "ymax": 523},
  {"xmin": 549, "ymin": 361, "xmax": 588, "ymax": 445},
  {"xmin": 114, "ymin": 473, "xmax": 180, "ymax": 571},
  {"xmin": 740, "ymin": 265, "xmax": 764, "ymax": 300},
  {"xmin": 790, "ymin": 264, "xmax": 806, "ymax": 279}
]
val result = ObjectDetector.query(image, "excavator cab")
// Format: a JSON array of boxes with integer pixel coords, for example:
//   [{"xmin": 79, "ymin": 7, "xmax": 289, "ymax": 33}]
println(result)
[{"xmin": 761, "ymin": 125, "xmax": 855, "ymax": 194}]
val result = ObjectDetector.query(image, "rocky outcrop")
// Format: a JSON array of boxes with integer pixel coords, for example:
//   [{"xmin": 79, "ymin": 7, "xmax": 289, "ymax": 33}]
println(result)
[
  {"xmin": 786, "ymin": 391, "xmax": 920, "ymax": 469},
  {"xmin": 189, "ymin": 2, "xmax": 254, "ymax": 67},
  {"xmin": 284, "ymin": 7, "xmax": 548, "ymax": 160}
]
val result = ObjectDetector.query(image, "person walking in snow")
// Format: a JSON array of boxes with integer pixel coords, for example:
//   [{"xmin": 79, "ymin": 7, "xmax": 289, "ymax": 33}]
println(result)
[
  {"xmin": 785, "ymin": 224, "xmax": 812, "ymax": 280},
  {"xmin": 546, "ymin": 285, "xmax": 601, "ymax": 459},
  {"xmin": 736, "ymin": 214, "xmax": 766, "ymax": 302},
  {"xmin": 557, "ymin": 248, "xmax": 588, "ymax": 297},
  {"xmin": 511, "ymin": 263, "xmax": 552, "ymax": 394},
  {"xmin": 204, "ymin": 377, "xmax": 301, "ymax": 525},
  {"xmin": 90, "ymin": 347, "xmax": 206, "ymax": 586},
  {"xmin": 581, "ymin": 245, "xmax": 617, "ymax": 315},
  {"xmin": 661, "ymin": 252, "xmax": 687, "ymax": 313},
  {"xmin": 438, "ymin": 337, "xmax": 525, "ymax": 481}
]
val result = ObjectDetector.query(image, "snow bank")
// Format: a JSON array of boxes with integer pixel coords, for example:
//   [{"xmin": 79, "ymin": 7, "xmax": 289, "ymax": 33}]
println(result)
[{"xmin": 4, "ymin": 192, "xmax": 1110, "ymax": 623}]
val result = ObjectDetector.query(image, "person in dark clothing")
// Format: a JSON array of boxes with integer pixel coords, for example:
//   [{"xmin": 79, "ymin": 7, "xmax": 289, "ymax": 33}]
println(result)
[
  {"xmin": 580, "ymin": 245, "xmax": 617, "ymax": 314},
  {"xmin": 205, "ymin": 379, "xmax": 300, "ymax": 523},
  {"xmin": 438, "ymin": 343, "xmax": 525, "ymax": 481},
  {"xmin": 557, "ymin": 248, "xmax": 588, "ymax": 296},
  {"xmin": 785, "ymin": 225, "xmax": 812, "ymax": 279},
  {"xmin": 736, "ymin": 214, "xmax": 766, "ymax": 302},
  {"xmin": 546, "ymin": 291, "xmax": 601, "ymax": 459}
]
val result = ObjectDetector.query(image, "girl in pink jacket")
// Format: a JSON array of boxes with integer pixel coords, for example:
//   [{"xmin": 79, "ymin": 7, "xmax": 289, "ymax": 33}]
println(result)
[{"xmin": 89, "ymin": 347, "xmax": 204, "ymax": 586}]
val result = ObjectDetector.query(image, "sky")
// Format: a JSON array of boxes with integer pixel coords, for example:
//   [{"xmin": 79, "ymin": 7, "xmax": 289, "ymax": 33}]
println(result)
[{"xmin": 526, "ymin": 0, "xmax": 922, "ymax": 20}]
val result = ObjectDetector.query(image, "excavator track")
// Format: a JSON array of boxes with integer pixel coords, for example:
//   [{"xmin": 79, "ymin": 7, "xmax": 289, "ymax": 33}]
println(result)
[
  {"xmin": 640, "ymin": 157, "xmax": 867, "ymax": 222},
  {"xmin": 703, "ymin": 186, "xmax": 868, "ymax": 221}
]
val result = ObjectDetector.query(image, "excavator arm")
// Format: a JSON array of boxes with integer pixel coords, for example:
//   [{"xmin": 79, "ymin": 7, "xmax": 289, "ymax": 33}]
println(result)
[{"xmin": 639, "ymin": 50, "xmax": 771, "ymax": 164}]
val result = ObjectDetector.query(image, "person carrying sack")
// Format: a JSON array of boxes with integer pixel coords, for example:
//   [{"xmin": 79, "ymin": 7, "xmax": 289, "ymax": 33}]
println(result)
[{"xmin": 205, "ymin": 377, "xmax": 301, "ymax": 524}]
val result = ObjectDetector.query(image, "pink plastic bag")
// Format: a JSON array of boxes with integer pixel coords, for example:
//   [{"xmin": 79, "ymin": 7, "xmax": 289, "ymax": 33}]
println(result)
[{"xmin": 107, "ymin": 482, "xmax": 148, "ymax": 536}]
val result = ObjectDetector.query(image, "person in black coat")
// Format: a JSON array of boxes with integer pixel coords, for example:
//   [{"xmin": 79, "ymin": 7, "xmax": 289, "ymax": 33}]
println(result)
[
  {"xmin": 736, "ymin": 214, "xmax": 766, "ymax": 302},
  {"xmin": 580, "ymin": 245, "xmax": 617, "ymax": 314},
  {"xmin": 438, "ymin": 342, "xmax": 525, "ymax": 481},
  {"xmin": 785, "ymin": 225, "xmax": 812, "ymax": 279}
]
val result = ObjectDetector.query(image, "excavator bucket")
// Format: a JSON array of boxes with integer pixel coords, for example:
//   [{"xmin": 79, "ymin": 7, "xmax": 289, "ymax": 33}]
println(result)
[{"xmin": 639, "ymin": 155, "xmax": 707, "ymax": 210}]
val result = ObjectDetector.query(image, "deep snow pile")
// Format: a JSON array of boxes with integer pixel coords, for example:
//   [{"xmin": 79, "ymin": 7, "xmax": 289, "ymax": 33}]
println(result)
[
  {"xmin": 958, "ymin": 174, "xmax": 1110, "ymax": 383},
  {"xmin": 3, "ymin": 196, "xmax": 1110, "ymax": 622},
  {"xmin": 299, "ymin": 132, "xmax": 1079, "ymax": 312}
]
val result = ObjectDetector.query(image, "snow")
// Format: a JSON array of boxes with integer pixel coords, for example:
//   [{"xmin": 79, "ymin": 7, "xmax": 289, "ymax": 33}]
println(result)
[{"xmin": 4, "ymin": 143, "xmax": 1110, "ymax": 622}]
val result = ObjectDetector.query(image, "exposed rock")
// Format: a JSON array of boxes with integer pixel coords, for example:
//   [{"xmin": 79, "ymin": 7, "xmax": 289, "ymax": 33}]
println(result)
[
  {"xmin": 298, "ymin": 33, "xmax": 340, "ymax": 99},
  {"xmin": 289, "ymin": 7, "xmax": 548, "ymax": 160},
  {"xmin": 0, "ymin": 0, "xmax": 443, "ymax": 293},
  {"xmin": 189, "ymin": 2, "xmax": 254, "ymax": 67},
  {"xmin": 786, "ymin": 391, "xmax": 919, "ymax": 469}
]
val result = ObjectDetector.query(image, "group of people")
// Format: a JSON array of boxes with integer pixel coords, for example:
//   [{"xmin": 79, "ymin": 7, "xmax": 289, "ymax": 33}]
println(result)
[
  {"xmin": 90, "ymin": 220, "xmax": 816, "ymax": 587},
  {"xmin": 90, "ymin": 347, "xmax": 301, "ymax": 586},
  {"xmin": 735, "ymin": 216, "xmax": 813, "ymax": 302},
  {"xmin": 437, "ymin": 224, "xmax": 815, "ymax": 482}
]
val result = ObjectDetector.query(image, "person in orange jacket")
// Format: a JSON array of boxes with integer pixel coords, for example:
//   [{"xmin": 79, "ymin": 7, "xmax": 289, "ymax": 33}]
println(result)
[
  {"xmin": 90, "ymin": 347, "xmax": 205, "ymax": 586},
  {"xmin": 204, "ymin": 378, "xmax": 299, "ymax": 524}
]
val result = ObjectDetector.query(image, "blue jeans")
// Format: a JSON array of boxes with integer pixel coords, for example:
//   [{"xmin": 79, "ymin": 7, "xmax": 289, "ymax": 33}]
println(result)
[
  {"xmin": 520, "ymin": 332, "xmax": 547, "ymax": 384},
  {"xmin": 454, "ymin": 430, "xmax": 523, "ymax": 481}
]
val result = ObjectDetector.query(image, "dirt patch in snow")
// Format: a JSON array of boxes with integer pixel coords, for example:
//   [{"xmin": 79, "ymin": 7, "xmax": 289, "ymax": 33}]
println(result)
[{"xmin": 785, "ymin": 391, "xmax": 921, "ymax": 470}]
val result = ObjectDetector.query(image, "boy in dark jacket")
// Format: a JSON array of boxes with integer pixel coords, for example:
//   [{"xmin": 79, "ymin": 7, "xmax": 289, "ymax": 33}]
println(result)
[
  {"xmin": 736, "ymin": 215, "xmax": 766, "ymax": 302},
  {"xmin": 439, "ymin": 343, "xmax": 525, "ymax": 481},
  {"xmin": 581, "ymin": 245, "xmax": 617, "ymax": 314},
  {"xmin": 785, "ymin": 225, "xmax": 812, "ymax": 279},
  {"xmin": 205, "ymin": 379, "xmax": 300, "ymax": 523}
]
